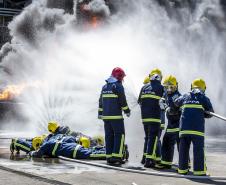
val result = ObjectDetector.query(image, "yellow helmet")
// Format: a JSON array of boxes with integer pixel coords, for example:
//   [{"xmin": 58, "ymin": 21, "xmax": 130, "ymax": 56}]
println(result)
[
  {"xmin": 163, "ymin": 75, "xmax": 178, "ymax": 94},
  {"xmin": 143, "ymin": 76, "xmax": 150, "ymax": 84},
  {"xmin": 163, "ymin": 75, "xmax": 178, "ymax": 86},
  {"xmin": 32, "ymin": 136, "xmax": 44, "ymax": 150},
  {"xmin": 79, "ymin": 137, "xmax": 91, "ymax": 148},
  {"xmin": 93, "ymin": 135, "xmax": 105, "ymax": 146},
  {"xmin": 48, "ymin": 121, "xmax": 59, "ymax": 133},
  {"xmin": 149, "ymin": 68, "xmax": 162, "ymax": 80},
  {"xmin": 191, "ymin": 78, "xmax": 206, "ymax": 92}
]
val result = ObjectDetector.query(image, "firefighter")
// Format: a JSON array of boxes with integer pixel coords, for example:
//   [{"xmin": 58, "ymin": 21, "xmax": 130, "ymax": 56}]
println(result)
[
  {"xmin": 48, "ymin": 121, "xmax": 104, "ymax": 147},
  {"xmin": 10, "ymin": 138, "xmax": 32, "ymax": 154},
  {"xmin": 10, "ymin": 134, "xmax": 48, "ymax": 154},
  {"xmin": 140, "ymin": 75, "xmax": 165, "ymax": 165},
  {"xmin": 30, "ymin": 134, "xmax": 106, "ymax": 160},
  {"xmin": 48, "ymin": 121, "xmax": 81, "ymax": 137},
  {"xmin": 159, "ymin": 75, "xmax": 181, "ymax": 169},
  {"xmin": 175, "ymin": 78, "xmax": 214, "ymax": 176},
  {"xmin": 98, "ymin": 67, "xmax": 131, "ymax": 165},
  {"xmin": 138, "ymin": 68, "xmax": 164, "ymax": 168}
]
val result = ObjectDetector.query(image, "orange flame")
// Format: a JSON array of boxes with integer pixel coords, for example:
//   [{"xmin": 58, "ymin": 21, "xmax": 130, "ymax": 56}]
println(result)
[{"xmin": 0, "ymin": 81, "xmax": 43, "ymax": 101}]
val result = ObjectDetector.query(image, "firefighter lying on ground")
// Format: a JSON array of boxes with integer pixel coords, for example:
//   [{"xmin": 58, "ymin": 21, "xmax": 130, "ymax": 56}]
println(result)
[
  {"xmin": 29, "ymin": 134, "xmax": 106, "ymax": 159},
  {"xmin": 9, "ymin": 121, "xmax": 104, "ymax": 155},
  {"xmin": 48, "ymin": 121, "xmax": 104, "ymax": 147},
  {"xmin": 10, "ymin": 133, "xmax": 129, "ymax": 161}
]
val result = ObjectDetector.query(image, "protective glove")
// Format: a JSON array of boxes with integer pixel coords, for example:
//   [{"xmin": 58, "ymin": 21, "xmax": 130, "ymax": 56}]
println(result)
[
  {"xmin": 125, "ymin": 112, "xmax": 131, "ymax": 117},
  {"xmin": 159, "ymin": 98, "xmax": 167, "ymax": 110}
]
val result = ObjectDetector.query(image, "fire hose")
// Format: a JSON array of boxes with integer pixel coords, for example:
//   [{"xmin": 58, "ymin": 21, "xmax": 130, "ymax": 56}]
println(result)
[{"xmin": 205, "ymin": 111, "xmax": 226, "ymax": 122}]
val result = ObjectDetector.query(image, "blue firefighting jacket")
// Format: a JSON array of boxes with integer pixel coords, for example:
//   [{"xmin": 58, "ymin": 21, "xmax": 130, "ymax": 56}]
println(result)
[
  {"xmin": 164, "ymin": 90, "xmax": 181, "ymax": 133},
  {"xmin": 138, "ymin": 80, "xmax": 164, "ymax": 123},
  {"xmin": 98, "ymin": 77, "xmax": 130, "ymax": 120},
  {"xmin": 13, "ymin": 138, "xmax": 33, "ymax": 153},
  {"xmin": 174, "ymin": 89, "xmax": 214, "ymax": 137}
]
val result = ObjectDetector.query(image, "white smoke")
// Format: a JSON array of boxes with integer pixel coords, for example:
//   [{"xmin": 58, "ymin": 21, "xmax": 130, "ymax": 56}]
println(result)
[{"xmin": 0, "ymin": 0, "xmax": 226, "ymax": 156}]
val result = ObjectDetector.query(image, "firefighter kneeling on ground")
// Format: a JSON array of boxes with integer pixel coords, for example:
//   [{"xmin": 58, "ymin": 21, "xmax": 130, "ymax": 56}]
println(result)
[
  {"xmin": 98, "ymin": 67, "xmax": 131, "ymax": 165},
  {"xmin": 30, "ymin": 134, "xmax": 106, "ymax": 160},
  {"xmin": 138, "ymin": 68, "xmax": 164, "ymax": 168},
  {"xmin": 175, "ymin": 78, "xmax": 214, "ymax": 176}
]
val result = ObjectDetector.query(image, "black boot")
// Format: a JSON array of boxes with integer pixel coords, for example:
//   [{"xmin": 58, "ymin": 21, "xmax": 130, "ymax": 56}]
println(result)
[
  {"xmin": 110, "ymin": 157, "xmax": 125, "ymax": 165},
  {"xmin": 144, "ymin": 158, "xmax": 155, "ymax": 168}
]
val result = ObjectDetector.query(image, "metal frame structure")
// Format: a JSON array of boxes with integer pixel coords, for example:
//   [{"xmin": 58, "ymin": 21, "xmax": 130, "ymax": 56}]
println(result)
[{"xmin": 0, "ymin": 0, "xmax": 31, "ymax": 47}]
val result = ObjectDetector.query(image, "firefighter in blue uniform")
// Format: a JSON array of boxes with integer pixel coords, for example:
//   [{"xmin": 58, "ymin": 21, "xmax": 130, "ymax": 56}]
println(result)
[
  {"xmin": 48, "ymin": 121, "xmax": 103, "ymax": 147},
  {"xmin": 48, "ymin": 121, "xmax": 83, "ymax": 138},
  {"xmin": 98, "ymin": 67, "xmax": 131, "ymax": 164},
  {"xmin": 175, "ymin": 78, "xmax": 214, "ymax": 176},
  {"xmin": 138, "ymin": 68, "xmax": 164, "ymax": 168},
  {"xmin": 140, "ymin": 75, "xmax": 165, "ymax": 165},
  {"xmin": 159, "ymin": 75, "xmax": 181, "ymax": 168},
  {"xmin": 10, "ymin": 134, "xmax": 48, "ymax": 154},
  {"xmin": 30, "ymin": 134, "xmax": 106, "ymax": 159},
  {"xmin": 10, "ymin": 138, "xmax": 33, "ymax": 154}
]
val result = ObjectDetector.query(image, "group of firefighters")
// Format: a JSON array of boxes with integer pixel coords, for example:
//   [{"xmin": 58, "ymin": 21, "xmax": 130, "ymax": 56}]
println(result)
[
  {"xmin": 98, "ymin": 67, "xmax": 214, "ymax": 176},
  {"xmin": 10, "ymin": 66, "xmax": 214, "ymax": 176}
]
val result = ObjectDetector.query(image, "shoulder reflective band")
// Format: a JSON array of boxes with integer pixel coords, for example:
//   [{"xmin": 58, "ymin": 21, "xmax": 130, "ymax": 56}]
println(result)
[
  {"xmin": 182, "ymin": 104, "xmax": 204, "ymax": 110},
  {"xmin": 102, "ymin": 116, "xmax": 123, "ymax": 120},
  {"xmin": 122, "ymin": 106, "xmax": 129, "ymax": 110},
  {"xmin": 102, "ymin": 94, "xmax": 118, "ymax": 98},
  {"xmin": 73, "ymin": 145, "xmax": 81, "ymax": 158},
  {"xmin": 142, "ymin": 118, "xmax": 161, "ymax": 123},
  {"xmin": 52, "ymin": 141, "xmax": 61, "ymax": 156},
  {"xmin": 166, "ymin": 128, "xmax": 180, "ymax": 133},
  {"xmin": 98, "ymin": 108, "xmax": 103, "ymax": 112},
  {"xmin": 141, "ymin": 94, "xmax": 161, "ymax": 100},
  {"xmin": 161, "ymin": 124, "xmax": 165, "ymax": 129},
  {"xmin": 180, "ymin": 130, "xmax": 204, "ymax": 137},
  {"xmin": 14, "ymin": 140, "xmax": 31, "ymax": 152}
]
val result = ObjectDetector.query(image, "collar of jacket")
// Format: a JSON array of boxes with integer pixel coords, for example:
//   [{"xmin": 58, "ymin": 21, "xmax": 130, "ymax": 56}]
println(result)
[
  {"xmin": 105, "ymin": 76, "xmax": 118, "ymax": 83},
  {"xmin": 191, "ymin": 88, "xmax": 205, "ymax": 95}
]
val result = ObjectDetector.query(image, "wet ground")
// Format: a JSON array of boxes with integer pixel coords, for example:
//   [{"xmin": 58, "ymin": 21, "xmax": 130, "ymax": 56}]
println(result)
[{"xmin": 0, "ymin": 131, "xmax": 226, "ymax": 185}]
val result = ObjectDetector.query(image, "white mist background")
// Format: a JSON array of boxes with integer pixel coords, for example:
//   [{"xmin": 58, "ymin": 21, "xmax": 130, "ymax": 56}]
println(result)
[{"xmin": 0, "ymin": 0, "xmax": 226, "ymax": 159}]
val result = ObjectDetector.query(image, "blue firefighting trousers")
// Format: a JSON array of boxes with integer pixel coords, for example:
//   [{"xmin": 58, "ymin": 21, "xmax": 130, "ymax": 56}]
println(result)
[
  {"xmin": 161, "ymin": 132, "xmax": 179, "ymax": 166},
  {"xmin": 178, "ymin": 135, "xmax": 206, "ymax": 175},
  {"xmin": 104, "ymin": 120, "xmax": 125, "ymax": 159},
  {"xmin": 12, "ymin": 138, "xmax": 32, "ymax": 153},
  {"xmin": 143, "ymin": 123, "xmax": 160, "ymax": 161}
]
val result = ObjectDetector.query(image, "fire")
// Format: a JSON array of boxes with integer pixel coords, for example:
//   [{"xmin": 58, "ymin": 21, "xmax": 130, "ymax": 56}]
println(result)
[
  {"xmin": 0, "ymin": 81, "xmax": 43, "ymax": 101},
  {"xmin": 90, "ymin": 16, "xmax": 100, "ymax": 28}
]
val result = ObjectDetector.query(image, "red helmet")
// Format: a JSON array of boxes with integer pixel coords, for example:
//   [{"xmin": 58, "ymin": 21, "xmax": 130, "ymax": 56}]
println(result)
[{"xmin": 111, "ymin": 67, "xmax": 126, "ymax": 81}]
